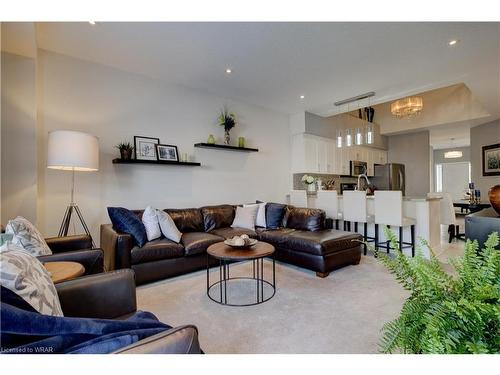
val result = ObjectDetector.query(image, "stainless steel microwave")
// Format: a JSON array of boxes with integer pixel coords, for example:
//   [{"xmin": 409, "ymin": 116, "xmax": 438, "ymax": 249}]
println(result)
[{"xmin": 350, "ymin": 160, "xmax": 367, "ymax": 176}]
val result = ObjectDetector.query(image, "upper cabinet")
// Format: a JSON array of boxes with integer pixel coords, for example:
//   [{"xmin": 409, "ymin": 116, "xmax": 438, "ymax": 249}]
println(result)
[{"xmin": 291, "ymin": 133, "xmax": 387, "ymax": 176}]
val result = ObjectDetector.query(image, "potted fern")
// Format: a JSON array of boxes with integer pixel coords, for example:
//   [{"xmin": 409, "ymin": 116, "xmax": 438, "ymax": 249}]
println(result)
[
  {"xmin": 372, "ymin": 228, "xmax": 499, "ymax": 354},
  {"xmin": 217, "ymin": 107, "xmax": 237, "ymax": 145}
]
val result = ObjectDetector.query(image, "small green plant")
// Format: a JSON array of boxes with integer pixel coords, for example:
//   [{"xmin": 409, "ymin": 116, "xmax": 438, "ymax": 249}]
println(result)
[
  {"xmin": 217, "ymin": 107, "xmax": 237, "ymax": 131},
  {"xmin": 115, "ymin": 142, "xmax": 134, "ymax": 151},
  {"xmin": 373, "ymin": 227, "xmax": 499, "ymax": 354}
]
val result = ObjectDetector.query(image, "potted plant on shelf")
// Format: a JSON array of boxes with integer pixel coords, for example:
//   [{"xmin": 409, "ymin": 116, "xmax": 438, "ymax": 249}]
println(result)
[
  {"xmin": 301, "ymin": 174, "xmax": 317, "ymax": 193},
  {"xmin": 115, "ymin": 142, "xmax": 134, "ymax": 161},
  {"xmin": 372, "ymin": 228, "xmax": 499, "ymax": 354},
  {"xmin": 217, "ymin": 107, "xmax": 237, "ymax": 145}
]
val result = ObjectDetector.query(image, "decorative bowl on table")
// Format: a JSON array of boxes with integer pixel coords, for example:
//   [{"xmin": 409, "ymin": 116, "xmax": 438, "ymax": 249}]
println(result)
[{"xmin": 224, "ymin": 235, "xmax": 258, "ymax": 248}]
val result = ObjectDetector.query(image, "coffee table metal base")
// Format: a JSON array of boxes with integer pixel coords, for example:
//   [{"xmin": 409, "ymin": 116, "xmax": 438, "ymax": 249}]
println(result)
[{"xmin": 206, "ymin": 256, "xmax": 276, "ymax": 306}]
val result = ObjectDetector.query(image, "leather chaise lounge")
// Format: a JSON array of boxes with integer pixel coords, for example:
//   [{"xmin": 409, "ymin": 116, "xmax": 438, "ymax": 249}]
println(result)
[{"xmin": 101, "ymin": 204, "xmax": 362, "ymax": 285}]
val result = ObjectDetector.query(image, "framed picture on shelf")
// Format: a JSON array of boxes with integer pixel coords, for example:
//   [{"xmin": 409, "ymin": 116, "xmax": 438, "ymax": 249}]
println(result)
[
  {"xmin": 482, "ymin": 143, "xmax": 500, "ymax": 176},
  {"xmin": 134, "ymin": 136, "xmax": 160, "ymax": 161},
  {"xmin": 156, "ymin": 144, "xmax": 179, "ymax": 162}
]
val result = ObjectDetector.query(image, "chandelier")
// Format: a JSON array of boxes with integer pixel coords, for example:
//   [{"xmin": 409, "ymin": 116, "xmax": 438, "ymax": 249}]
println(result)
[{"xmin": 391, "ymin": 96, "xmax": 423, "ymax": 118}]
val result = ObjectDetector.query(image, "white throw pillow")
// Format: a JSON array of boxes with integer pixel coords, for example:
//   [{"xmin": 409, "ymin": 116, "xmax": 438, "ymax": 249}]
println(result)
[
  {"xmin": 231, "ymin": 205, "xmax": 259, "ymax": 231},
  {"xmin": 156, "ymin": 210, "xmax": 182, "ymax": 243},
  {"xmin": 244, "ymin": 202, "xmax": 267, "ymax": 228},
  {"xmin": 142, "ymin": 205, "xmax": 161, "ymax": 241},
  {"xmin": 0, "ymin": 243, "xmax": 63, "ymax": 316},
  {"xmin": 5, "ymin": 216, "xmax": 52, "ymax": 256}
]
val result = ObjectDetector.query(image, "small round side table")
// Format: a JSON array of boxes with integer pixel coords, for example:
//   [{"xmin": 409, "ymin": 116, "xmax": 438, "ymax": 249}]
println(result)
[{"xmin": 44, "ymin": 261, "xmax": 85, "ymax": 284}]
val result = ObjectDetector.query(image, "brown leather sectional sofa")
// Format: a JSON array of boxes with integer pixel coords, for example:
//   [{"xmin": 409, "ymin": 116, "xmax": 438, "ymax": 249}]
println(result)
[{"xmin": 101, "ymin": 204, "xmax": 362, "ymax": 285}]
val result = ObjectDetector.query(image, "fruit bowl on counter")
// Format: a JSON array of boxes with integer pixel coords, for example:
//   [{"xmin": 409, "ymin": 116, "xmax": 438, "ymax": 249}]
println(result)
[{"xmin": 224, "ymin": 234, "xmax": 258, "ymax": 249}]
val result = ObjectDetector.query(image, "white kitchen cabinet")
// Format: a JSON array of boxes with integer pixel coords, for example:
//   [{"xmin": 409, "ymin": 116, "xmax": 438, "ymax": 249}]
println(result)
[
  {"xmin": 291, "ymin": 133, "xmax": 387, "ymax": 176},
  {"xmin": 326, "ymin": 140, "xmax": 335, "ymax": 174},
  {"xmin": 304, "ymin": 135, "xmax": 319, "ymax": 172}
]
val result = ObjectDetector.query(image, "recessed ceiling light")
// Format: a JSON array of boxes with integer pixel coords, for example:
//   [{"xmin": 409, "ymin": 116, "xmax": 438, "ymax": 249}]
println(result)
[
  {"xmin": 448, "ymin": 39, "xmax": 458, "ymax": 46},
  {"xmin": 225, "ymin": 68, "xmax": 232, "ymax": 74},
  {"xmin": 300, "ymin": 95, "xmax": 305, "ymax": 99},
  {"xmin": 88, "ymin": 21, "xmax": 96, "ymax": 25}
]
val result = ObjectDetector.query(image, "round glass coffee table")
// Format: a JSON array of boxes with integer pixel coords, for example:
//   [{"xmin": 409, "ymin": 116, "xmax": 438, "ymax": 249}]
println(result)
[{"xmin": 206, "ymin": 241, "xmax": 276, "ymax": 306}]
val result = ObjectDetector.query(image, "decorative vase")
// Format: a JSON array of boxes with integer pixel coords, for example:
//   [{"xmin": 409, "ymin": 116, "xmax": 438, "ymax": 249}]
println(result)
[
  {"xmin": 306, "ymin": 183, "xmax": 316, "ymax": 194},
  {"xmin": 224, "ymin": 130, "xmax": 230, "ymax": 145},
  {"xmin": 488, "ymin": 185, "xmax": 500, "ymax": 215},
  {"xmin": 207, "ymin": 134, "xmax": 215, "ymax": 144},
  {"xmin": 120, "ymin": 149, "xmax": 133, "ymax": 160},
  {"xmin": 238, "ymin": 137, "xmax": 245, "ymax": 148}
]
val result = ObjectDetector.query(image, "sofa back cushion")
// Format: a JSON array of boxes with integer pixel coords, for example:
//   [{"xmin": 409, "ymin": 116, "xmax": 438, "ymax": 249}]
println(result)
[
  {"xmin": 165, "ymin": 208, "xmax": 204, "ymax": 233},
  {"xmin": 263, "ymin": 202, "xmax": 287, "ymax": 229},
  {"xmin": 201, "ymin": 205, "xmax": 235, "ymax": 232},
  {"xmin": 283, "ymin": 207, "xmax": 325, "ymax": 232}
]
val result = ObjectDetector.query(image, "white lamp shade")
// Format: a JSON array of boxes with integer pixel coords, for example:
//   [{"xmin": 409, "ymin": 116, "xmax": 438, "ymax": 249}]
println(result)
[{"xmin": 47, "ymin": 130, "xmax": 99, "ymax": 171}]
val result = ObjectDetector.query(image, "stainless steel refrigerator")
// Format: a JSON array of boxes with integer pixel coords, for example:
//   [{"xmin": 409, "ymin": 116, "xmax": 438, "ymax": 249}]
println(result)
[{"xmin": 372, "ymin": 163, "xmax": 406, "ymax": 195}]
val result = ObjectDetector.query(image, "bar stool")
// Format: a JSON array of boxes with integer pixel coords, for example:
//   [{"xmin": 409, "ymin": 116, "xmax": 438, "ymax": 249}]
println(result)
[
  {"xmin": 289, "ymin": 190, "xmax": 308, "ymax": 208},
  {"xmin": 343, "ymin": 191, "xmax": 375, "ymax": 255},
  {"xmin": 374, "ymin": 191, "xmax": 416, "ymax": 257},
  {"xmin": 316, "ymin": 190, "xmax": 342, "ymax": 229}
]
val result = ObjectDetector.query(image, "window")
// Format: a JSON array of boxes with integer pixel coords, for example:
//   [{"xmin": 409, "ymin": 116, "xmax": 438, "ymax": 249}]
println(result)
[{"xmin": 436, "ymin": 164, "xmax": 442, "ymax": 192}]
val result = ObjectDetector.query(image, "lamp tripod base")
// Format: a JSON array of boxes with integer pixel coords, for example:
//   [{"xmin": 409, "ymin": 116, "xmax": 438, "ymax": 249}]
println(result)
[{"xmin": 58, "ymin": 202, "xmax": 95, "ymax": 247}]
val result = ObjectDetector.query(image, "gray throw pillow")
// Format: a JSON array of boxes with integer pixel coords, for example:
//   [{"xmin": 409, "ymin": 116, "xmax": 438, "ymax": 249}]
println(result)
[
  {"xmin": 231, "ymin": 205, "xmax": 259, "ymax": 231},
  {"xmin": 0, "ymin": 243, "xmax": 63, "ymax": 316},
  {"xmin": 5, "ymin": 216, "xmax": 52, "ymax": 256}
]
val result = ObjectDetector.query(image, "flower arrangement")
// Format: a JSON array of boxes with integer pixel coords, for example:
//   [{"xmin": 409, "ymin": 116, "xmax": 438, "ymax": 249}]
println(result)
[
  {"xmin": 301, "ymin": 174, "xmax": 316, "ymax": 185},
  {"xmin": 218, "ymin": 107, "xmax": 237, "ymax": 145}
]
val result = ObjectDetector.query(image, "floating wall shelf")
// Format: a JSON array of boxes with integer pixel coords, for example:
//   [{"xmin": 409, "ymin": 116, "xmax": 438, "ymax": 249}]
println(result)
[
  {"xmin": 194, "ymin": 143, "xmax": 259, "ymax": 152},
  {"xmin": 112, "ymin": 158, "xmax": 201, "ymax": 167}
]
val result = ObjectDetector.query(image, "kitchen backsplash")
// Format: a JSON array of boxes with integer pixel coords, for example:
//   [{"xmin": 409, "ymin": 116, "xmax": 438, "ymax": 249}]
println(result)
[{"xmin": 292, "ymin": 173, "xmax": 357, "ymax": 191}]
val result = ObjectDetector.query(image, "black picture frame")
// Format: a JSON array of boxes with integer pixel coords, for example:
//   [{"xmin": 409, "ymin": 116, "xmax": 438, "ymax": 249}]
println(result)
[
  {"xmin": 134, "ymin": 136, "xmax": 160, "ymax": 161},
  {"xmin": 156, "ymin": 144, "xmax": 179, "ymax": 162},
  {"xmin": 482, "ymin": 143, "xmax": 500, "ymax": 176}
]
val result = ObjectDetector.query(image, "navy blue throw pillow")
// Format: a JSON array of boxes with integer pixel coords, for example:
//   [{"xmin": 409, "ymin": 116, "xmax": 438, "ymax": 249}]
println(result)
[
  {"xmin": 261, "ymin": 202, "xmax": 287, "ymax": 229},
  {"xmin": 107, "ymin": 207, "xmax": 147, "ymax": 247}
]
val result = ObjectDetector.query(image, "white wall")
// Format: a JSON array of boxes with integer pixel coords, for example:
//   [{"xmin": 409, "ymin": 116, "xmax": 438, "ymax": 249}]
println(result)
[
  {"xmin": 35, "ymin": 50, "xmax": 290, "ymax": 242},
  {"xmin": 470, "ymin": 120, "xmax": 500, "ymax": 197},
  {"xmin": 1, "ymin": 52, "xmax": 37, "ymax": 224}
]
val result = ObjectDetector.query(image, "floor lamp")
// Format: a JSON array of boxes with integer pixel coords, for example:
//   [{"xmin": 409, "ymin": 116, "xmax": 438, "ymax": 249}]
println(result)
[{"xmin": 47, "ymin": 130, "xmax": 99, "ymax": 247}]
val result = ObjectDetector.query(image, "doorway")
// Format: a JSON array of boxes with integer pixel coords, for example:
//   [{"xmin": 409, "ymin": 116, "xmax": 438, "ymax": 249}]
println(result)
[{"xmin": 435, "ymin": 162, "xmax": 471, "ymax": 201}]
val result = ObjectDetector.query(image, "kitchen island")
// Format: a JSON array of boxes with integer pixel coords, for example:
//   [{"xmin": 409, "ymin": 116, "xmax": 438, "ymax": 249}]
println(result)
[{"xmin": 306, "ymin": 193, "xmax": 442, "ymax": 258}]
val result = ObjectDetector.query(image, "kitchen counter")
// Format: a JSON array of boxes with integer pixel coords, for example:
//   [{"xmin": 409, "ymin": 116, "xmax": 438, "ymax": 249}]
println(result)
[{"xmin": 306, "ymin": 192, "xmax": 442, "ymax": 258}]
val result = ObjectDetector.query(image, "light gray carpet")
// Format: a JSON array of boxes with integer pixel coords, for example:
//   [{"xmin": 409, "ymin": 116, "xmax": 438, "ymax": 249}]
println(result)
[{"xmin": 136, "ymin": 255, "xmax": 408, "ymax": 353}]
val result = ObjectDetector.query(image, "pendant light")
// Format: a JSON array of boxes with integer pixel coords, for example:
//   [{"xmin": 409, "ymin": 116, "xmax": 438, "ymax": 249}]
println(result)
[
  {"xmin": 444, "ymin": 138, "xmax": 463, "ymax": 158},
  {"xmin": 336, "ymin": 129, "xmax": 343, "ymax": 148},
  {"xmin": 366, "ymin": 124, "xmax": 374, "ymax": 144},
  {"xmin": 355, "ymin": 127, "xmax": 363, "ymax": 145},
  {"xmin": 346, "ymin": 129, "xmax": 353, "ymax": 147}
]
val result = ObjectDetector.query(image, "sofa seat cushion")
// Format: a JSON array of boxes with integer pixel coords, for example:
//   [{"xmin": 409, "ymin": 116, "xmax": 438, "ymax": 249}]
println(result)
[
  {"xmin": 181, "ymin": 232, "xmax": 224, "ymax": 256},
  {"xmin": 283, "ymin": 230, "xmax": 362, "ymax": 256},
  {"xmin": 209, "ymin": 227, "xmax": 258, "ymax": 239},
  {"xmin": 130, "ymin": 238, "xmax": 184, "ymax": 264},
  {"xmin": 257, "ymin": 228, "xmax": 296, "ymax": 248}
]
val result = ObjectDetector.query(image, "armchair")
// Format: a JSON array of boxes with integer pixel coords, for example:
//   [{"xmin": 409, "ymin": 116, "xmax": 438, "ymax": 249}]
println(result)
[
  {"xmin": 39, "ymin": 234, "xmax": 104, "ymax": 275},
  {"xmin": 55, "ymin": 269, "xmax": 202, "ymax": 353}
]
